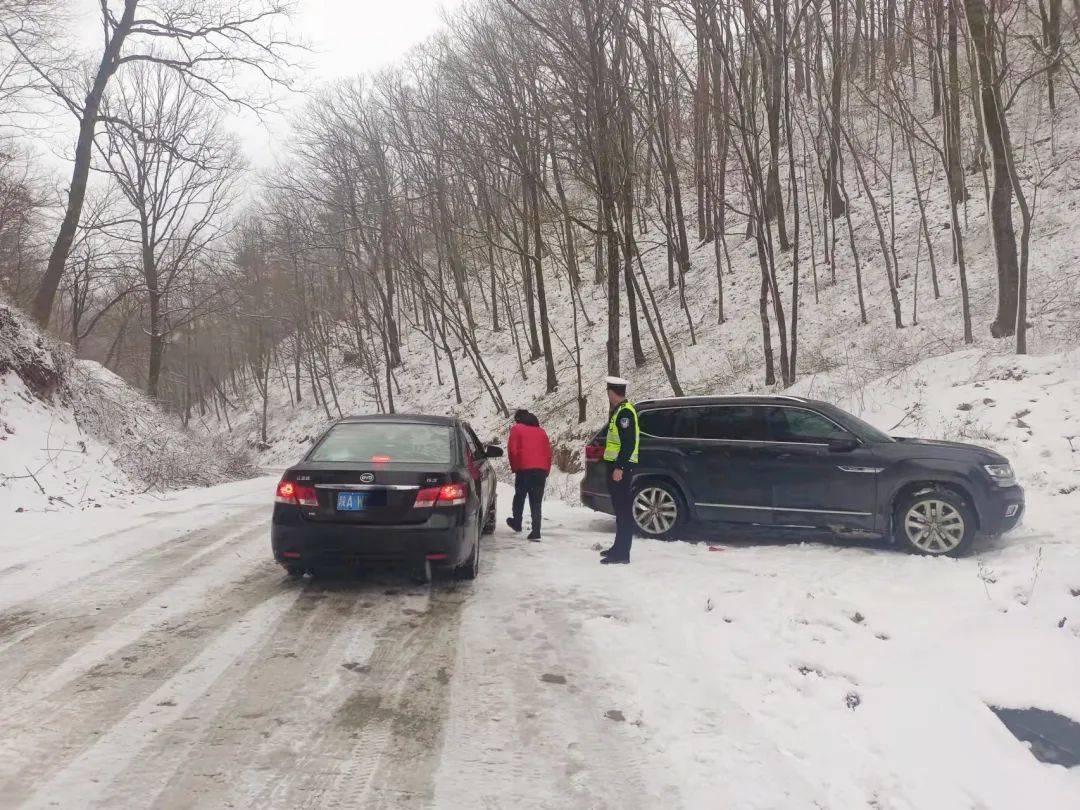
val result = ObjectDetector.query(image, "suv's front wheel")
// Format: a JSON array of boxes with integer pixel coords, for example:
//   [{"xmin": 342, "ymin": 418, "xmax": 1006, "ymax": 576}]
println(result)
[
  {"xmin": 632, "ymin": 480, "xmax": 685, "ymax": 540},
  {"xmin": 893, "ymin": 487, "xmax": 976, "ymax": 557}
]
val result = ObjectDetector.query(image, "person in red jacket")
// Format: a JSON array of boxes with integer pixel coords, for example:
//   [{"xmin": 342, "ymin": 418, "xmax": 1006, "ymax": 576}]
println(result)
[{"xmin": 506, "ymin": 409, "xmax": 552, "ymax": 541}]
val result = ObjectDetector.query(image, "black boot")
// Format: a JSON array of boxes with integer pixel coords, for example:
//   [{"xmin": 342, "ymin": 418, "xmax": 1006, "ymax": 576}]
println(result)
[
  {"xmin": 600, "ymin": 546, "xmax": 616, "ymax": 557},
  {"xmin": 600, "ymin": 555, "xmax": 630, "ymax": 565},
  {"xmin": 527, "ymin": 531, "xmax": 541, "ymax": 542},
  {"xmin": 506, "ymin": 517, "xmax": 521, "ymax": 533}
]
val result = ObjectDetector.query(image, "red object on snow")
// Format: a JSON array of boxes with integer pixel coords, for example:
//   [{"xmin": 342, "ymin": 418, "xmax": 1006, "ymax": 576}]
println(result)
[
  {"xmin": 708, "ymin": 545, "xmax": 725, "ymax": 552},
  {"xmin": 508, "ymin": 422, "xmax": 552, "ymax": 473}
]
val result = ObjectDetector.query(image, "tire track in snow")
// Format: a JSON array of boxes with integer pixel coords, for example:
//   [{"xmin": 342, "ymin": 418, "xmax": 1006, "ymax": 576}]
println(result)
[
  {"xmin": 0, "ymin": 522, "xmax": 285, "ymax": 802},
  {"xmin": 22, "ymin": 587, "xmax": 303, "ymax": 809},
  {"xmin": 0, "ymin": 486, "xmax": 271, "ymax": 614},
  {"xmin": 431, "ymin": 531, "xmax": 672, "ymax": 809},
  {"xmin": 0, "ymin": 507, "xmax": 268, "ymax": 721},
  {"xmin": 115, "ymin": 579, "xmax": 401, "ymax": 808},
  {"xmin": 338, "ymin": 585, "xmax": 467, "ymax": 809},
  {"xmin": 249, "ymin": 581, "xmax": 469, "ymax": 809},
  {"xmin": 0, "ymin": 501, "xmax": 267, "ymax": 616}
]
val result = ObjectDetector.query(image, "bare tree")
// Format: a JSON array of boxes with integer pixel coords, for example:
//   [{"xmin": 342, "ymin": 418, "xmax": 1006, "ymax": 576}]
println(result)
[
  {"xmin": 3, "ymin": 0, "xmax": 294, "ymax": 328},
  {"xmin": 99, "ymin": 62, "xmax": 242, "ymax": 397}
]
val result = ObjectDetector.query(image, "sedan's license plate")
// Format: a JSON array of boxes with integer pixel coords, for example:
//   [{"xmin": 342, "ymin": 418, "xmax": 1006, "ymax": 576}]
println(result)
[{"xmin": 336, "ymin": 492, "xmax": 369, "ymax": 511}]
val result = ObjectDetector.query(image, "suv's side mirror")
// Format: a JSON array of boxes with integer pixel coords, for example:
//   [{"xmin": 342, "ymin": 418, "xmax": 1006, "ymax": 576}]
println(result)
[
  {"xmin": 484, "ymin": 444, "xmax": 504, "ymax": 458},
  {"xmin": 827, "ymin": 437, "xmax": 859, "ymax": 453}
]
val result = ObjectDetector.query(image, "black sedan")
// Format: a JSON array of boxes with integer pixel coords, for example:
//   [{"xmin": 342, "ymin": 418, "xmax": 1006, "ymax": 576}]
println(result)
[{"xmin": 272, "ymin": 414, "xmax": 501, "ymax": 581}]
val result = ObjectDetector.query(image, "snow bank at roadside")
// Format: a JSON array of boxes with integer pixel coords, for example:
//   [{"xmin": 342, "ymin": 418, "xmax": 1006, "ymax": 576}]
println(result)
[{"xmin": 0, "ymin": 299, "xmax": 252, "ymax": 513}]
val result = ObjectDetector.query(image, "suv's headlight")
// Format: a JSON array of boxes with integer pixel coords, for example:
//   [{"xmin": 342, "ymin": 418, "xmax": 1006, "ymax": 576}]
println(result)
[{"xmin": 983, "ymin": 463, "xmax": 1016, "ymax": 485}]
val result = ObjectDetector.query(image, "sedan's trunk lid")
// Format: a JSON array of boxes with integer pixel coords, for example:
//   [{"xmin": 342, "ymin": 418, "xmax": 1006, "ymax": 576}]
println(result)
[{"xmin": 289, "ymin": 462, "xmax": 457, "ymax": 525}]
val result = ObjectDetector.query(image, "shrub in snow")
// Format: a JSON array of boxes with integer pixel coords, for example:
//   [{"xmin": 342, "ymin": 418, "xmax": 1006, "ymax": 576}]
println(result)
[{"xmin": 69, "ymin": 360, "xmax": 254, "ymax": 489}]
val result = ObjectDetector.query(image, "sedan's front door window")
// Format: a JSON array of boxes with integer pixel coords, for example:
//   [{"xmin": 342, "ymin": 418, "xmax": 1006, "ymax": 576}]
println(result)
[{"xmin": 462, "ymin": 423, "xmax": 486, "ymax": 458}]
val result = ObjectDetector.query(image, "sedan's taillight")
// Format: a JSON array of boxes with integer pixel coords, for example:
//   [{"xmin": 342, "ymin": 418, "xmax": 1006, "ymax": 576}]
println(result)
[
  {"xmin": 276, "ymin": 479, "xmax": 318, "ymax": 507},
  {"xmin": 414, "ymin": 483, "xmax": 468, "ymax": 508}
]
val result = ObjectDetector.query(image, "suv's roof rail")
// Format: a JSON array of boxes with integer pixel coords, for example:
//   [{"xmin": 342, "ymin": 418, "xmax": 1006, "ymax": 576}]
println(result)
[{"xmin": 638, "ymin": 393, "xmax": 810, "ymax": 406}]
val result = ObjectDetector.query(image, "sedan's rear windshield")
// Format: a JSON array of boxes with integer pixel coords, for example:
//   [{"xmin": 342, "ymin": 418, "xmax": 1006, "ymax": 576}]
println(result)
[{"xmin": 308, "ymin": 423, "xmax": 454, "ymax": 464}]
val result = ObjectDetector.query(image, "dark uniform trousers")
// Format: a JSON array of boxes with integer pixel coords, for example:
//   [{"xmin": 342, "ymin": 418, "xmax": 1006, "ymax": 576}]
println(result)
[{"xmin": 606, "ymin": 463, "xmax": 635, "ymax": 557}]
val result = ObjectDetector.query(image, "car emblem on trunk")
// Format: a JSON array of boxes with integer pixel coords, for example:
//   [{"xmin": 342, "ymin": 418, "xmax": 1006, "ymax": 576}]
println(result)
[{"xmin": 360, "ymin": 472, "xmax": 374, "ymax": 483}]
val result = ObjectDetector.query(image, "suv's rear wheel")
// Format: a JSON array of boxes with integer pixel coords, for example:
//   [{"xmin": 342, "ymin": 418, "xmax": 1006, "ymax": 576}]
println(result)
[
  {"xmin": 632, "ymin": 481, "xmax": 685, "ymax": 540},
  {"xmin": 894, "ymin": 487, "xmax": 975, "ymax": 557},
  {"xmin": 482, "ymin": 498, "xmax": 497, "ymax": 535}
]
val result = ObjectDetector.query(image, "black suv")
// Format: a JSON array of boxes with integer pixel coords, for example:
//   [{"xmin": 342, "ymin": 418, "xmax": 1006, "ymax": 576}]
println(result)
[{"xmin": 580, "ymin": 395, "xmax": 1024, "ymax": 556}]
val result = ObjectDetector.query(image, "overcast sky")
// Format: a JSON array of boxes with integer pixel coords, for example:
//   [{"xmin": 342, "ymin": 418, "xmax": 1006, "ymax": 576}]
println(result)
[
  {"xmin": 27, "ymin": 0, "xmax": 462, "ymax": 176},
  {"xmin": 231, "ymin": 0, "xmax": 464, "ymax": 167}
]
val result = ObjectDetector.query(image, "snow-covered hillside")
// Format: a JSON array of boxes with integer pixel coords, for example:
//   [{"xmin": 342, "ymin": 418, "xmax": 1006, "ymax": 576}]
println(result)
[
  {"xmin": 230, "ymin": 104, "xmax": 1080, "ymax": 510},
  {"xmin": 0, "ymin": 299, "xmax": 251, "ymax": 513}
]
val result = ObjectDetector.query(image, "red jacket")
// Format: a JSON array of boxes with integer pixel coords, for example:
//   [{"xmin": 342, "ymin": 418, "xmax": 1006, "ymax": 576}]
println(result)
[{"xmin": 508, "ymin": 422, "xmax": 552, "ymax": 473}]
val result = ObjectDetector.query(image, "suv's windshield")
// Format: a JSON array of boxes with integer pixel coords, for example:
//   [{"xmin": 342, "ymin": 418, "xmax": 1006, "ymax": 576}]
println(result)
[{"xmin": 309, "ymin": 423, "xmax": 454, "ymax": 464}]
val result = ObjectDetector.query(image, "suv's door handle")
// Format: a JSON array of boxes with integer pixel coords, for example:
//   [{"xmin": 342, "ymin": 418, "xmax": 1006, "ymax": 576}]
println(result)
[{"xmin": 838, "ymin": 465, "xmax": 883, "ymax": 474}]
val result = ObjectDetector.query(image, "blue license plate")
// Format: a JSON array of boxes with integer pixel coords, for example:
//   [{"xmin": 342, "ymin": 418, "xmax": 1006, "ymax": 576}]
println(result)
[{"xmin": 336, "ymin": 492, "xmax": 369, "ymax": 511}]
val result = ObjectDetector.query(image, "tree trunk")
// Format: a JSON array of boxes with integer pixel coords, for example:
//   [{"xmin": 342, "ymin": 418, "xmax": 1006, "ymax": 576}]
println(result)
[
  {"xmin": 31, "ymin": 0, "xmax": 137, "ymax": 326},
  {"xmin": 945, "ymin": 0, "xmax": 968, "ymax": 203},
  {"xmin": 825, "ymin": 0, "xmax": 848, "ymax": 218},
  {"xmin": 528, "ymin": 173, "xmax": 559, "ymax": 392},
  {"xmin": 964, "ymin": 0, "xmax": 1020, "ymax": 338}
]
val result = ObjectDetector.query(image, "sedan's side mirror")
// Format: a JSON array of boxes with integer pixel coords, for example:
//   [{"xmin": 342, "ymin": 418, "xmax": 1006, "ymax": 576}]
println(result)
[
  {"xmin": 827, "ymin": 437, "xmax": 859, "ymax": 453},
  {"xmin": 484, "ymin": 444, "xmax": 504, "ymax": 458}
]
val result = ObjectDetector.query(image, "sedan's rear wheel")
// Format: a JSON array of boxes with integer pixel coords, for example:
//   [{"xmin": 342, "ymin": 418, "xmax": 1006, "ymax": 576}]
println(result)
[
  {"xmin": 894, "ymin": 488, "xmax": 975, "ymax": 557},
  {"xmin": 455, "ymin": 522, "xmax": 481, "ymax": 580},
  {"xmin": 414, "ymin": 558, "xmax": 433, "ymax": 585},
  {"xmin": 632, "ymin": 481, "xmax": 684, "ymax": 540},
  {"xmin": 482, "ymin": 498, "xmax": 497, "ymax": 535}
]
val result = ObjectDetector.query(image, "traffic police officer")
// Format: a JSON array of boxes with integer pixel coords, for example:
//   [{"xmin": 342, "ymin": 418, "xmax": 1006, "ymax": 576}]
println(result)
[{"xmin": 600, "ymin": 376, "xmax": 639, "ymax": 565}]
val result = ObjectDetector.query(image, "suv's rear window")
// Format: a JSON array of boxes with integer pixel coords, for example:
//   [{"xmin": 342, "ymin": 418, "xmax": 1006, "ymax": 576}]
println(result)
[
  {"xmin": 308, "ymin": 423, "xmax": 453, "ymax": 464},
  {"xmin": 639, "ymin": 408, "xmax": 697, "ymax": 438}
]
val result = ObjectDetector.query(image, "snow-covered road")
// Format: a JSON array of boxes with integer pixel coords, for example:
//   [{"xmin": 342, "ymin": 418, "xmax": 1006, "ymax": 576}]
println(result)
[{"xmin": 2, "ymin": 477, "xmax": 1078, "ymax": 809}]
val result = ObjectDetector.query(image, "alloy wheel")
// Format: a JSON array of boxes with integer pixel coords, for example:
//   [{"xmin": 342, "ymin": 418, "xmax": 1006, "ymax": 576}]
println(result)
[
  {"xmin": 904, "ymin": 498, "xmax": 966, "ymax": 554},
  {"xmin": 633, "ymin": 486, "xmax": 678, "ymax": 535}
]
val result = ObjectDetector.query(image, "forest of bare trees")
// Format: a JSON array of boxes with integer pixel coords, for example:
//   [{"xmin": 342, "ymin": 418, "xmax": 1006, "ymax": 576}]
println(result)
[{"xmin": 1, "ymin": 0, "xmax": 1077, "ymax": 431}]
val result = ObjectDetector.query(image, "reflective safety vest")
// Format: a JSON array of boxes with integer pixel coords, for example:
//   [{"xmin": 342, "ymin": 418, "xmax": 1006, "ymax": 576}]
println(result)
[{"xmin": 603, "ymin": 401, "xmax": 639, "ymax": 464}]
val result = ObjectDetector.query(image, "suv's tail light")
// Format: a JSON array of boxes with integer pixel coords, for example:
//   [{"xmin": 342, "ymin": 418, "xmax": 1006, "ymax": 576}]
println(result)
[
  {"xmin": 414, "ymin": 482, "xmax": 468, "ymax": 508},
  {"xmin": 276, "ymin": 479, "xmax": 318, "ymax": 507},
  {"xmin": 584, "ymin": 443, "xmax": 604, "ymax": 463}
]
